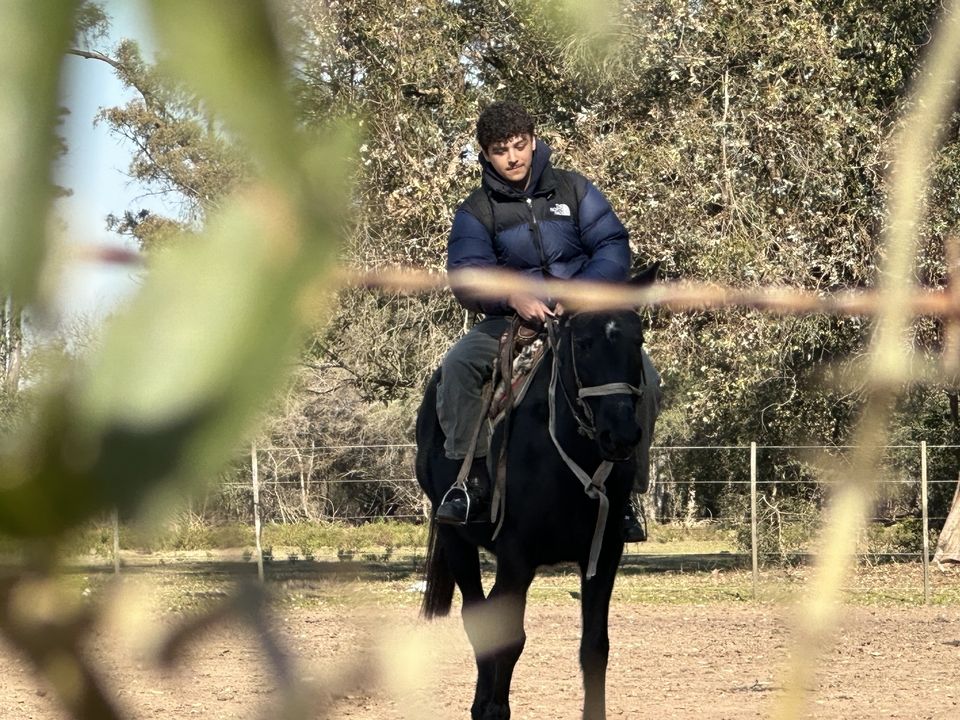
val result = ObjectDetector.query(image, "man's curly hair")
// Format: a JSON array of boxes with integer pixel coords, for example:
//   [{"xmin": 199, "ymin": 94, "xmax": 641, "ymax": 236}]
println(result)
[{"xmin": 476, "ymin": 100, "xmax": 535, "ymax": 151}]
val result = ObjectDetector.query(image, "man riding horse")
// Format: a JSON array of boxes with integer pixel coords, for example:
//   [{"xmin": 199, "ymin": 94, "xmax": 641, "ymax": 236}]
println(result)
[{"xmin": 436, "ymin": 100, "xmax": 661, "ymax": 538}]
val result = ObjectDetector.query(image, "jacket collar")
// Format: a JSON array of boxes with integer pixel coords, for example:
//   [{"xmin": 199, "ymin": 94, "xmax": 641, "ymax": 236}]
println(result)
[{"xmin": 479, "ymin": 140, "xmax": 556, "ymax": 199}]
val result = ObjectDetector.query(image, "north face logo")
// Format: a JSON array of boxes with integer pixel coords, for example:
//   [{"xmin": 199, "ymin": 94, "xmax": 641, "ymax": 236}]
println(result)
[{"xmin": 549, "ymin": 203, "xmax": 571, "ymax": 217}]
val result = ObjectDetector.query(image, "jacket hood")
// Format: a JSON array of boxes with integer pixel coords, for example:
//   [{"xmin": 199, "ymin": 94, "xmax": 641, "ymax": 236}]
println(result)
[{"xmin": 479, "ymin": 140, "xmax": 554, "ymax": 198}]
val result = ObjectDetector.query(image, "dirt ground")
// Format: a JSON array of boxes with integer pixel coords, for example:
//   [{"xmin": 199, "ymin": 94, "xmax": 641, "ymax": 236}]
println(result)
[{"xmin": 2, "ymin": 566, "xmax": 960, "ymax": 719}]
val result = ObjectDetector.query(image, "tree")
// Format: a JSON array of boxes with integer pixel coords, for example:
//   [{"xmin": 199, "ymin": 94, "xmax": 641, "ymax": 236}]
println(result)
[
  {"xmin": 75, "ymin": 0, "xmax": 960, "ymax": 522},
  {"xmin": 68, "ymin": 23, "xmax": 248, "ymax": 250},
  {"xmin": 1, "ymin": 299, "xmax": 23, "ymax": 395},
  {"xmin": 0, "ymin": 2, "xmax": 111, "ymax": 420}
]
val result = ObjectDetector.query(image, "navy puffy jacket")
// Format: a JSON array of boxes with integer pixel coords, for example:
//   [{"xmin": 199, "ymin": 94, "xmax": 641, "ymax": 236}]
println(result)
[{"xmin": 447, "ymin": 141, "xmax": 630, "ymax": 315}]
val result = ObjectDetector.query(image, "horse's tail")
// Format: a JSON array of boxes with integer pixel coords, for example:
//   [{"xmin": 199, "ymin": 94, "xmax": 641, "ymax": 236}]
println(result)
[{"xmin": 420, "ymin": 517, "xmax": 455, "ymax": 619}]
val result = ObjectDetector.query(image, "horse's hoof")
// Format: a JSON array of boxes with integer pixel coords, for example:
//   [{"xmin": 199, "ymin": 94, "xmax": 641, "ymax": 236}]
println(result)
[{"xmin": 481, "ymin": 704, "xmax": 510, "ymax": 720}]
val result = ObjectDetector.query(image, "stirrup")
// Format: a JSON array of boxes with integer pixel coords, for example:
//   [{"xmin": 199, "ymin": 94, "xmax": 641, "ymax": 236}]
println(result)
[{"xmin": 436, "ymin": 483, "xmax": 472, "ymax": 525}]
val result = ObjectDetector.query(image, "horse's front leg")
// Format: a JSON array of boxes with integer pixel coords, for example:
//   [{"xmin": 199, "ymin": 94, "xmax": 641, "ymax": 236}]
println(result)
[
  {"xmin": 453, "ymin": 562, "xmax": 495, "ymax": 719},
  {"xmin": 437, "ymin": 527, "xmax": 494, "ymax": 720},
  {"xmin": 579, "ymin": 537, "xmax": 624, "ymax": 720},
  {"xmin": 464, "ymin": 612, "xmax": 496, "ymax": 720},
  {"xmin": 469, "ymin": 554, "xmax": 534, "ymax": 720}
]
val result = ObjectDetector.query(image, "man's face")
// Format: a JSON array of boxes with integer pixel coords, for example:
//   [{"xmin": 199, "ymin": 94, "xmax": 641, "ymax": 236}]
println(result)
[{"xmin": 482, "ymin": 134, "xmax": 536, "ymax": 187}]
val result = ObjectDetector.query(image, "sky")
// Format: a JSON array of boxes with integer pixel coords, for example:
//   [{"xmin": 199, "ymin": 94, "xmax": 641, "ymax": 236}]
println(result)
[{"xmin": 53, "ymin": 0, "xmax": 171, "ymax": 321}]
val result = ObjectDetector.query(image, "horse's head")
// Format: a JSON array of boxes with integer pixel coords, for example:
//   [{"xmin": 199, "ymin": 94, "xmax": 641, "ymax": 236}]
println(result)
[
  {"xmin": 561, "ymin": 310, "xmax": 645, "ymax": 460},
  {"xmin": 557, "ymin": 264, "xmax": 658, "ymax": 462}
]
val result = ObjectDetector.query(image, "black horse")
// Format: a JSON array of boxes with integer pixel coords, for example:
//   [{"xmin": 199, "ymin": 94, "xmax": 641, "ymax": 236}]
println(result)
[{"xmin": 416, "ymin": 272, "xmax": 656, "ymax": 720}]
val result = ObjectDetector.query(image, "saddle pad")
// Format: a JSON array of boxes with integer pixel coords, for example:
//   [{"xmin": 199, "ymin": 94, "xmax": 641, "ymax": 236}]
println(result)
[{"xmin": 489, "ymin": 337, "xmax": 547, "ymax": 427}]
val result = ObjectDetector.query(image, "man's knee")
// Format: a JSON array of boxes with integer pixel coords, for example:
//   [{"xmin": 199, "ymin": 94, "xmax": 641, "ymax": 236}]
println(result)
[
  {"xmin": 442, "ymin": 330, "xmax": 500, "ymax": 379},
  {"xmin": 443, "ymin": 351, "xmax": 494, "ymax": 391}
]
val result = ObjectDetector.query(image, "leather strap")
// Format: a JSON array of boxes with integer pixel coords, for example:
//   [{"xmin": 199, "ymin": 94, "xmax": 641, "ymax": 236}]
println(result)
[{"xmin": 491, "ymin": 317, "xmax": 520, "ymax": 535}]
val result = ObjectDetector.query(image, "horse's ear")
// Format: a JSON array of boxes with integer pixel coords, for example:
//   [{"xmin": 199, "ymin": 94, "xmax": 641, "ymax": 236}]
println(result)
[{"xmin": 629, "ymin": 261, "xmax": 661, "ymax": 287}]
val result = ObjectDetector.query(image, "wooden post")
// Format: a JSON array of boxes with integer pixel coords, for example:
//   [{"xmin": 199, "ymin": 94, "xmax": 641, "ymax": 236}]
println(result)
[
  {"xmin": 252, "ymin": 442, "xmax": 265, "ymax": 582},
  {"xmin": 112, "ymin": 509, "xmax": 120, "ymax": 575},
  {"xmin": 751, "ymin": 442, "xmax": 758, "ymax": 598},
  {"xmin": 921, "ymin": 441, "xmax": 930, "ymax": 604}
]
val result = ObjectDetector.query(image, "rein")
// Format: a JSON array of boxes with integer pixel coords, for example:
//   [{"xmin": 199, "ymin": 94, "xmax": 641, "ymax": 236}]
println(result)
[{"xmin": 546, "ymin": 317, "xmax": 643, "ymax": 579}]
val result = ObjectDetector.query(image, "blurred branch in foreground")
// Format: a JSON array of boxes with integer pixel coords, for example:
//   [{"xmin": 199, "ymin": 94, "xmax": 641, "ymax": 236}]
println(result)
[
  {"xmin": 774, "ymin": 1, "xmax": 960, "ymax": 718},
  {"xmin": 73, "ymin": 248, "xmax": 960, "ymax": 320},
  {"xmin": 70, "ymin": 250, "xmax": 960, "ymax": 319},
  {"xmin": 339, "ymin": 265, "xmax": 960, "ymax": 318}
]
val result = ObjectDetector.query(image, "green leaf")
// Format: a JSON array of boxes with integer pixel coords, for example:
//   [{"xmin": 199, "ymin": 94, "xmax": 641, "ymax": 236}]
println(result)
[
  {"xmin": 0, "ymin": 0, "xmax": 78, "ymax": 301},
  {"xmin": 147, "ymin": 0, "xmax": 300, "ymax": 178},
  {"xmin": 0, "ymin": 0, "xmax": 354, "ymax": 538}
]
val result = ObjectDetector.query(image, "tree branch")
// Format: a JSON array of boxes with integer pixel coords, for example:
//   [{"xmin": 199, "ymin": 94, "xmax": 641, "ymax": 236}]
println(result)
[
  {"xmin": 66, "ymin": 47, "xmax": 124, "ymax": 72},
  {"xmin": 66, "ymin": 46, "xmax": 157, "ymax": 112}
]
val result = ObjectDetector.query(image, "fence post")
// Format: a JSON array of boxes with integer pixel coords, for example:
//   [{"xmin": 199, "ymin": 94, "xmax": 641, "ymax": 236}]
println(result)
[
  {"xmin": 252, "ymin": 442, "xmax": 265, "ymax": 582},
  {"xmin": 751, "ymin": 441, "xmax": 758, "ymax": 598},
  {"xmin": 921, "ymin": 440, "xmax": 930, "ymax": 604}
]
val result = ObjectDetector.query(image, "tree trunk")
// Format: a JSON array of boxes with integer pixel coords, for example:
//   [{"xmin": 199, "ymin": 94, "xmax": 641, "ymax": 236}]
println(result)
[
  {"xmin": 1, "ymin": 299, "xmax": 7, "ymax": 381},
  {"xmin": 652, "ymin": 453, "xmax": 675, "ymax": 523},
  {"xmin": 934, "ymin": 472, "xmax": 960, "ymax": 565},
  {"xmin": 299, "ymin": 442, "xmax": 315, "ymax": 521},
  {"xmin": 3, "ymin": 300, "xmax": 22, "ymax": 394}
]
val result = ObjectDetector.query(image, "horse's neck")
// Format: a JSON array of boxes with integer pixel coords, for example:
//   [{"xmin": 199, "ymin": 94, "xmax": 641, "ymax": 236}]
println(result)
[{"xmin": 543, "ymin": 345, "xmax": 597, "ymax": 459}]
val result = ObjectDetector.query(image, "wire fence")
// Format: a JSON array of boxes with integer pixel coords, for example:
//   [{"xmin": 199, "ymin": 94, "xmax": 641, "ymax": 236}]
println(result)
[
  {"xmin": 228, "ymin": 440, "xmax": 960, "ymax": 514},
  {"xmin": 100, "ymin": 441, "xmax": 958, "ymax": 599},
  {"xmin": 158, "ymin": 441, "xmax": 957, "ymax": 593}
]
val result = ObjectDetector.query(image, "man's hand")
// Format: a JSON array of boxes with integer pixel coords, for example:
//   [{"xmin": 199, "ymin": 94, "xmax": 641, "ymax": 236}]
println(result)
[{"xmin": 508, "ymin": 292, "xmax": 555, "ymax": 323}]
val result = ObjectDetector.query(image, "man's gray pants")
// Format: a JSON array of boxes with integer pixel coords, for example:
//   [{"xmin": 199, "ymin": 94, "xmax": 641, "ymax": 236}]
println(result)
[{"xmin": 436, "ymin": 316, "xmax": 662, "ymax": 490}]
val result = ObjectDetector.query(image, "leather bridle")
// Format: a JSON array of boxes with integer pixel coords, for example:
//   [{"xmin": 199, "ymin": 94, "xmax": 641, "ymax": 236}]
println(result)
[
  {"xmin": 549, "ymin": 317, "xmax": 646, "ymax": 439},
  {"xmin": 545, "ymin": 315, "xmax": 645, "ymax": 578}
]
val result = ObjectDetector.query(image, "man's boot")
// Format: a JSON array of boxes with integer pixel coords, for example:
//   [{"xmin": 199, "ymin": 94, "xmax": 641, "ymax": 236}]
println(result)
[
  {"xmin": 436, "ymin": 457, "xmax": 490, "ymax": 525},
  {"xmin": 622, "ymin": 503, "xmax": 647, "ymax": 543}
]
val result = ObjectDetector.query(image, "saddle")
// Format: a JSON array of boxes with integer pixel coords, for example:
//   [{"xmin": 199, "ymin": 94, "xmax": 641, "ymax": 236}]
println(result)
[{"xmin": 488, "ymin": 322, "xmax": 548, "ymax": 425}]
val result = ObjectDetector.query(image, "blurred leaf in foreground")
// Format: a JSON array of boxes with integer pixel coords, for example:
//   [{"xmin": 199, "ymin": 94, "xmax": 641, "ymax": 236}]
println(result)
[
  {"xmin": 0, "ymin": 0, "xmax": 77, "ymax": 302},
  {"xmin": 0, "ymin": 0, "xmax": 353, "ymax": 539}
]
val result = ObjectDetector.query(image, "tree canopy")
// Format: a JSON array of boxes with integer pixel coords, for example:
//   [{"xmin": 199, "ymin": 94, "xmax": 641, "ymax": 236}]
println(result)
[{"xmin": 65, "ymin": 0, "xmax": 960, "ymax": 518}]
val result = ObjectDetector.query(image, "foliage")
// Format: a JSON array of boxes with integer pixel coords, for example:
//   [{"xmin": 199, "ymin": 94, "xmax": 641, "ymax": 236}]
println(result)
[
  {"xmin": 2, "ymin": 0, "xmax": 355, "ymax": 540},
  {"xmin": 732, "ymin": 492, "xmax": 823, "ymax": 564},
  {"xmin": 95, "ymin": 38, "xmax": 250, "ymax": 248},
  {"xmin": 1, "ymin": 2, "xmax": 356, "ymax": 715},
  {"xmin": 261, "ymin": 520, "xmax": 428, "ymax": 556},
  {"xmin": 863, "ymin": 518, "xmax": 929, "ymax": 556},
  {"xmin": 73, "ymin": 1, "xmax": 109, "ymax": 47},
  {"xmin": 282, "ymin": 0, "xmax": 953, "ymax": 464},
  {"xmin": 56, "ymin": 0, "xmax": 960, "ymax": 530},
  {"xmin": 46, "ymin": 518, "xmax": 430, "ymax": 558}
]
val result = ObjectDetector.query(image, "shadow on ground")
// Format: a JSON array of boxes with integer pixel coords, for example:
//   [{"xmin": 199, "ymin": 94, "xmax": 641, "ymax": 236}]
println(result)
[{"xmin": 44, "ymin": 550, "xmax": 757, "ymax": 585}]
